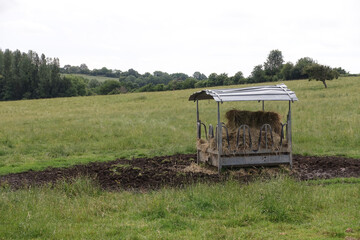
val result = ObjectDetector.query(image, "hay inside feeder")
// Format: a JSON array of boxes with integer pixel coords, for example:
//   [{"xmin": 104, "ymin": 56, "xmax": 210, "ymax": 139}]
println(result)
[
  {"xmin": 197, "ymin": 109, "xmax": 286, "ymax": 155},
  {"xmin": 225, "ymin": 109, "xmax": 282, "ymax": 134}
]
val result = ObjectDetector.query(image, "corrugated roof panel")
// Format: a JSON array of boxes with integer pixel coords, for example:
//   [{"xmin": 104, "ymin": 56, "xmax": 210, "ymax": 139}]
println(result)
[{"xmin": 189, "ymin": 84, "xmax": 298, "ymax": 102}]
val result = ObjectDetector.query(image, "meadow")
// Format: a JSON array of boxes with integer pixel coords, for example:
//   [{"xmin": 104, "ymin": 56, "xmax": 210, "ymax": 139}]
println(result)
[
  {"xmin": 0, "ymin": 77, "xmax": 359, "ymax": 175},
  {"xmin": 0, "ymin": 77, "xmax": 359, "ymax": 239}
]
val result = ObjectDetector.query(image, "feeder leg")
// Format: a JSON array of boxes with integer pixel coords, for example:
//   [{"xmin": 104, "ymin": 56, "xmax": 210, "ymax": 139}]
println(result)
[{"xmin": 217, "ymin": 102, "xmax": 222, "ymax": 174}]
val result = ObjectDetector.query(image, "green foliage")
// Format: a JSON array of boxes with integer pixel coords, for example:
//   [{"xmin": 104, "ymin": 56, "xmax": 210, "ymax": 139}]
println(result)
[
  {"xmin": 61, "ymin": 75, "xmax": 88, "ymax": 97},
  {"xmin": 192, "ymin": 71, "xmax": 207, "ymax": 80},
  {"xmin": 305, "ymin": 63, "xmax": 339, "ymax": 88},
  {"xmin": 98, "ymin": 80, "xmax": 121, "ymax": 95},
  {"xmin": 194, "ymin": 79, "xmax": 207, "ymax": 88},
  {"xmin": 63, "ymin": 64, "xmax": 121, "ymax": 77},
  {"xmin": 264, "ymin": 49, "xmax": 284, "ymax": 76},
  {"xmin": 333, "ymin": 67, "xmax": 348, "ymax": 75},
  {"xmin": 0, "ymin": 49, "xmax": 88, "ymax": 101},
  {"xmin": 232, "ymin": 71, "xmax": 246, "ymax": 84},
  {"xmin": 293, "ymin": 57, "xmax": 315, "ymax": 79},
  {"xmin": 247, "ymin": 51, "xmax": 347, "ymax": 83},
  {"xmin": 249, "ymin": 65, "xmax": 266, "ymax": 83},
  {"xmin": 280, "ymin": 62, "xmax": 294, "ymax": 80},
  {"xmin": 66, "ymin": 68, "xmax": 245, "ymax": 93},
  {"xmin": 138, "ymin": 83, "xmax": 155, "ymax": 92}
]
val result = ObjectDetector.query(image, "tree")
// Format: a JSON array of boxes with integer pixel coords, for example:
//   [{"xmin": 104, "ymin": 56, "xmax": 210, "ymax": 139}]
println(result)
[
  {"xmin": 29, "ymin": 51, "xmax": 40, "ymax": 98},
  {"xmin": 193, "ymin": 71, "xmax": 207, "ymax": 80},
  {"xmin": 2, "ymin": 49, "xmax": 13, "ymax": 100},
  {"xmin": 0, "ymin": 50, "xmax": 3, "ymax": 98},
  {"xmin": 232, "ymin": 71, "xmax": 246, "ymax": 84},
  {"xmin": 305, "ymin": 63, "xmax": 339, "ymax": 88},
  {"xmin": 207, "ymin": 73, "xmax": 218, "ymax": 86},
  {"xmin": 11, "ymin": 50, "xmax": 23, "ymax": 100},
  {"xmin": 153, "ymin": 84, "xmax": 165, "ymax": 91},
  {"xmin": 182, "ymin": 77, "xmax": 196, "ymax": 89},
  {"xmin": 98, "ymin": 80, "xmax": 121, "ymax": 95},
  {"xmin": 170, "ymin": 73, "xmax": 189, "ymax": 81},
  {"xmin": 0, "ymin": 49, "xmax": 92, "ymax": 100},
  {"xmin": 333, "ymin": 67, "xmax": 347, "ymax": 75},
  {"xmin": 127, "ymin": 68, "xmax": 140, "ymax": 78},
  {"xmin": 88, "ymin": 79, "xmax": 101, "ymax": 89},
  {"xmin": 167, "ymin": 80, "xmax": 181, "ymax": 90},
  {"xmin": 50, "ymin": 58, "xmax": 62, "ymax": 97},
  {"xmin": 79, "ymin": 64, "xmax": 90, "ymax": 74},
  {"xmin": 249, "ymin": 65, "xmax": 265, "ymax": 83},
  {"xmin": 264, "ymin": 49, "xmax": 284, "ymax": 76},
  {"xmin": 19, "ymin": 52, "xmax": 34, "ymax": 99},
  {"xmin": 194, "ymin": 80, "xmax": 208, "ymax": 88},
  {"xmin": 0, "ymin": 50, "xmax": 4, "ymax": 77},
  {"xmin": 292, "ymin": 57, "xmax": 315, "ymax": 79},
  {"xmin": 216, "ymin": 73, "xmax": 228, "ymax": 86},
  {"xmin": 0, "ymin": 74, "xmax": 3, "ymax": 97},
  {"xmin": 38, "ymin": 54, "xmax": 51, "ymax": 98},
  {"xmin": 280, "ymin": 62, "xmax": 294, "ymax": 80}
]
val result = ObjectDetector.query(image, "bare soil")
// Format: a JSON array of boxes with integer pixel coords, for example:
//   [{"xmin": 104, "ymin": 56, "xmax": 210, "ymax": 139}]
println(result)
[{"xmin": 0, "ymin": 154, "xmax": 359, "ymax": 191}]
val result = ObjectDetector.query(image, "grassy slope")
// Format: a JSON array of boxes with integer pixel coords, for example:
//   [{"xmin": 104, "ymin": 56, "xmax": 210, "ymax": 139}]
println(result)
[{"xmin": 0, "ymin": 77, "xmax": 359, "ymax": 175}]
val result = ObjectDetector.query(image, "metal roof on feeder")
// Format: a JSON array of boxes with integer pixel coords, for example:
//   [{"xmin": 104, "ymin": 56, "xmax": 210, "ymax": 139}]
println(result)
[{"xmin": 188, "ymin": 83, "xmax": 298, "ymax": 102}]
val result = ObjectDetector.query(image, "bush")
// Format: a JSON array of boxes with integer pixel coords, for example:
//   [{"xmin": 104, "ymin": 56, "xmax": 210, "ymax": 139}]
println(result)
[{"xmin": 98, "ymin": 80, "xmax": 121, "ymax": 95}]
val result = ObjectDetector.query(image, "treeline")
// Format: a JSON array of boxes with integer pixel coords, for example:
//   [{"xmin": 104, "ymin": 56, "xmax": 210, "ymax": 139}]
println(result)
[
  {"xmin": 0, "ymin": 49, "xmax": 88, "ymax": 101},
  {"xmin": 60, "ymin": 64, "xmax": 247, "ymax": 94},
  {"xmin": 0, "ymin": 48, "xmax": 349, "ymax": 100},
  {"xmin": 99, "ymin": 70, "xmax": 246, "ymax": 94},
  {"xmin": 62, "ymin": 49, "xmax": 348, "ymax": 94},
  {"xmin": 248, "ymin": 50, "xmax": 347, "ymax": 83},
  {"xmin": 78, "ymin": 70, "xmax": 245, "ymax": 95},
  {"xmin": 61, "ymin": 64, "xmax": 121, "ymax": 78}
]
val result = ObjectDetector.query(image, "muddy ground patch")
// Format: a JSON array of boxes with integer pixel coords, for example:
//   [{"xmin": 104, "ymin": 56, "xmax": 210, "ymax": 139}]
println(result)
[{"xmin": 1, "ymin": 154, "xmax": 359, "ymax": 191}]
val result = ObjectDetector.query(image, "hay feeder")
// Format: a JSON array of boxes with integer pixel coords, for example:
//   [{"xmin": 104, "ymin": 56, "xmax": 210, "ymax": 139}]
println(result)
[{"xmin": 189, "ymin": 84, "xmax": 298, "ymax": 172}]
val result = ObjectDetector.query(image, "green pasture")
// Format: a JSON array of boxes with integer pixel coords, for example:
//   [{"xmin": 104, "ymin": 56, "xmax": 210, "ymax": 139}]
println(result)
[
  {"xmin": 0, "ymin": 77, "xmax": 359, "ymax": 174},
  {"xmin": 1, "ymin": 176, "xmax": 359, "ymax": 239}
]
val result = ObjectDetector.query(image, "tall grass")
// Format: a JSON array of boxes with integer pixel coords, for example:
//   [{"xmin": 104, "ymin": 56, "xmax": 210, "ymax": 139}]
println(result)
[
  {"xmin": 0, "ymin": 77, "xmax": 359, "ymax": 174},
  {"xmin": 1, "ymin": 177, "xmax": 359, "ymax": 239}
]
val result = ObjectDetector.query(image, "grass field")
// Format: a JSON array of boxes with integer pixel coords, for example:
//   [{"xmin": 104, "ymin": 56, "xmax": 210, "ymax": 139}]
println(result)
[
  {"xmin": 1, "ymin": 177, "xmax": 359, "ymax": 239},
  {"xmin": 1, "ymin": 77, "xmax": 359, "ymax": 239},
  {"xmin": 0, "ymin": 77, "xmax": 359, "ymax": 175}
]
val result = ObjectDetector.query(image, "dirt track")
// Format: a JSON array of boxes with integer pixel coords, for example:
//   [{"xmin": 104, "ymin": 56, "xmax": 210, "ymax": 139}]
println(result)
[{"xmin": 1, "ymin": 154, "xmax": 359, "ymax": 191}]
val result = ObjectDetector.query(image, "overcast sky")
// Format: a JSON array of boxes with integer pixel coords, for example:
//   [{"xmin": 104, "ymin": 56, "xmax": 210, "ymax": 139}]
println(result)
[{"xmin": 1, "ymin": 0, "xmax": 359, "ymax": 77}]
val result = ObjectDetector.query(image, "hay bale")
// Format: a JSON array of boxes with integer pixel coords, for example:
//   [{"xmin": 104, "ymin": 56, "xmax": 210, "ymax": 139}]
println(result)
[
  {"xmin": 225, "ymin": 109, "xmax": 282, "ymax": 135},
  {"xmin": 221, "ymin": 127, "xmax": 282, "ymax": 154},
  {"xmin": 197, "ymin": 109, "xmax": 286, "ymax": 155},
  {"xmin": 198, "ymin": 127, "xmax": 284, "ymax": 154}
]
